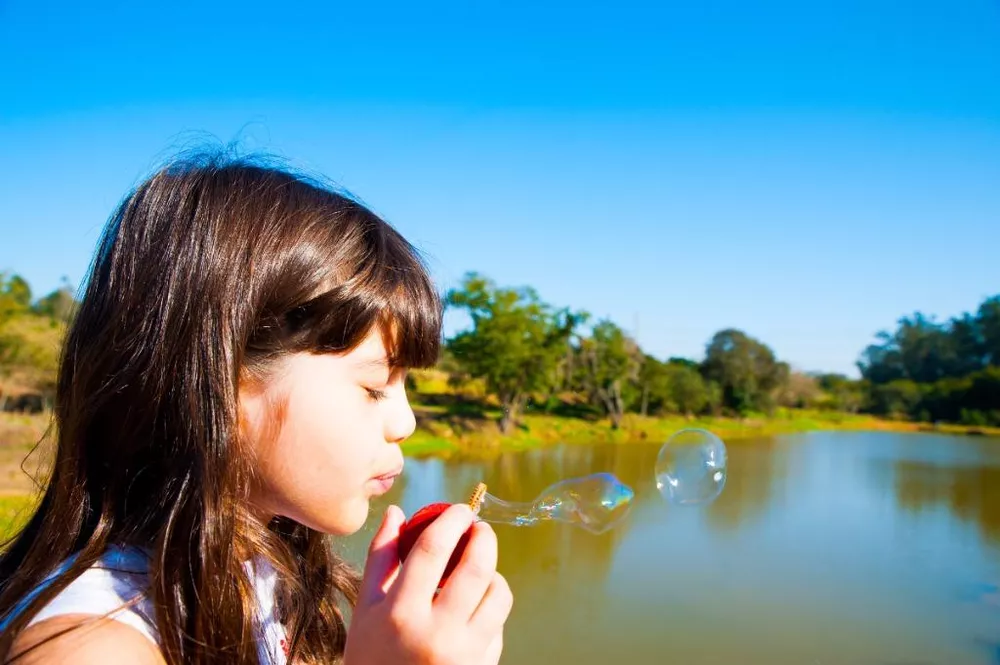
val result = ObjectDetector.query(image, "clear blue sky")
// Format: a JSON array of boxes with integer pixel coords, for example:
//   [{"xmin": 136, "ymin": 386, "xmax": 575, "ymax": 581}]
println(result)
[{"xmin": 1, "ymin": 0, "xmax": 998, "ymax": 376}]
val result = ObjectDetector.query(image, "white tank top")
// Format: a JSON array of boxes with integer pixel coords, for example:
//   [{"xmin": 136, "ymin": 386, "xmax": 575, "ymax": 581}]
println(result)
[{"xmin": 1, "ymin": 545, "xmax": 289, "ymax": 664}]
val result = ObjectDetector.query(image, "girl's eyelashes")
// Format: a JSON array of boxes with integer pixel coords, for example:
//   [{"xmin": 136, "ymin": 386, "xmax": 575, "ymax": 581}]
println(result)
[{"xmin": 365, "ymin": 387, "xmax": 388, "ymax": 402}]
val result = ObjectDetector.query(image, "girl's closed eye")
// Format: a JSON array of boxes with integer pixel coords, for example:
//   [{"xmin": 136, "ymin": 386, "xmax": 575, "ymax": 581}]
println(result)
[{"xmin": 365, "ymin": 386, "xmax": 388, "ymax": 402}]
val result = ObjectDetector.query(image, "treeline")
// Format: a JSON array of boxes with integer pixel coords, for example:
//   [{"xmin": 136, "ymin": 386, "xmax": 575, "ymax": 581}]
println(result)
[
  {"xmin": 857, "ymin": 298, "xmax": 1000, "ymax": 426},
  {"xmin": 0, "ymin": 273, "xmax": 76, "ymax": 403},
  {"xmin": 443, "ymin": 273, "xmax": 819, "ymax": 432},
  {"xmin": 1, "ymin": 270, "xmax": 998, "ymax": 430},
  {"xmin": 440, "ymin": 273, "xmax": 999, "ymax": 431}
]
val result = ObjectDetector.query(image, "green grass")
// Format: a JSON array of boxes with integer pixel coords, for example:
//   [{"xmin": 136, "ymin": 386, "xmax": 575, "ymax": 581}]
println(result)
[
  {"xmin": 0, "ymin": 494, "xmax": 37, "ymax": 543},
  {"xmin": 401, "ymin": 404, "xmax": 1000, "ymax": 458}
]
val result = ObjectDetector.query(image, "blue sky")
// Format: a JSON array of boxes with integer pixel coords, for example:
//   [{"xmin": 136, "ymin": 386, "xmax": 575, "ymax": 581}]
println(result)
[{"xmin": 1, "ymin": 0, "xmax": 998, "ymax": 376}]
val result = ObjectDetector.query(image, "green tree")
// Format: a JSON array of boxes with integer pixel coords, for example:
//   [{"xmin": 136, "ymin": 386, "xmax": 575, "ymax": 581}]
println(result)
[
  {"xmin": 868, "ymin": 379, "xmax": 923, "ymax": 419},
  {"xmin": 814, "ymin": 373, "xmax": 865, "ymax": 413},
  {"xmin": 855, "ymin": 294, "xmax": 1000, "ymax": 423},
  {"xmin": 32, "ymin": 277, "xmax": 78, "ymax": 324},
  {"xmin": 664, "ymin": 363, "xmax": 709, "ymax": 416},
  {"xmin": 700, "ymin": 328, "xmax": 789, "ymax": 415},
  {"xmin": 0, "ymin": 272, "xmax": 32, "ymax": 317},
  {"xmin": 445, "ymin": 272, "xmax": 583, "ymax": 433},
  {"xmin": 704, "ymin": 379, "xmax": 724, "ymax": 416},
  {"xmin": 631, "ymin": 354, "xmax": 668, "ymax": 416},
  {"xmin": 978, "ymin": 296, "xmax": 1000, "ymax": 367},
  {"xmin": 577, "ymin": 319, "xmax": 641, "ymax": 428},
  {"xmin": 775, "ymin": 371, "xmax": 823, "ymax": 408},
  {"xmin": 0, "ymin": 311, "xmax": 66, "ymax": 398}
]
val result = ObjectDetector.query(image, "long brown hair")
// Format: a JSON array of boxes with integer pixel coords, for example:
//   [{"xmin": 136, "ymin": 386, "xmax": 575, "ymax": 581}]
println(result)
[{"xmin": 0, "ymin": 150, "xmax": 442, "ymax": 663}]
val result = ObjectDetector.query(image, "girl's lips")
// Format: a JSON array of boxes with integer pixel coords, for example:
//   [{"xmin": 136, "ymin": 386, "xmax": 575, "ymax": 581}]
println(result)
[
  {"xmin": 369, "ymin": 468, "xmax": 403, "ymax": 494},
  {"xmin": 370, "ymin": 476, "xmax": 396, "ymax": 494}
]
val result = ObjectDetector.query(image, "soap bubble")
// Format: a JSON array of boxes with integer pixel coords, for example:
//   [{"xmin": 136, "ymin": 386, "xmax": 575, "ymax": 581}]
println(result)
[
  {"xmin": 655, "ymin": 428, "xmax": 727, "ymax": 505},
  {"xmin": 476, "ymin": 472, "xmax": 634, "ymax": 535}
]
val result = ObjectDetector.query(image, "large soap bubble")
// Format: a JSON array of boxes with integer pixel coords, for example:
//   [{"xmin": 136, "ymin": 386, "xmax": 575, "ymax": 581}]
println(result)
[
  {"xmin": 655, "ymin": 428, "xmax": 727, "ymax": 505},
  {"xmin": 474, "ymin": 472, "xmax": 634, "ymax": 534}
]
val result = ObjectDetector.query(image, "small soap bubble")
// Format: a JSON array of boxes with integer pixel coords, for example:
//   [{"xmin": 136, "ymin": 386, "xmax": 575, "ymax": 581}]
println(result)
[{"xmin": 655, "ymin": 428, "xmax": 727, "ymax": 505}]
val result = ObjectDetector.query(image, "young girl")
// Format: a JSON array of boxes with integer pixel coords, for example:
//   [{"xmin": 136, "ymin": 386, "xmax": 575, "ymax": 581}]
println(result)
[{"xmin": 0, "ymin": 152, "xmax": 512, "ymax": 664}]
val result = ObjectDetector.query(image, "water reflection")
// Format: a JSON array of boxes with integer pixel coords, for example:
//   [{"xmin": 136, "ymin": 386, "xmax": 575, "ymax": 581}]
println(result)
[
  {"xmin": 702, "ymin": 436, "xmax": 785, "ymax": 532},
  {"xmin": 892, "ymin": 458, "xmax": 1000, "ymax": 547},
  {"xmin": 338, "ymin": 432, "xmax": 1000, "ymax": 665}
]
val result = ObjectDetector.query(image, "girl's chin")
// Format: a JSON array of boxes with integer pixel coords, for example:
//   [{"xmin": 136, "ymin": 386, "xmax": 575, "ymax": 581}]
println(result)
[
  {"xmin": 311, "ymin": 502, "xmax": 370, "ymax": 536},
  {"xmin": 269, "ymin": 499, "xmax": 369, "ymax": 537}
]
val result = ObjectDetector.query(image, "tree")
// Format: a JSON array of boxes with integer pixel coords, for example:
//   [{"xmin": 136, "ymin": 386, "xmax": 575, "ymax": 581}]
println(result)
[
  {"xmin": 577, "ymin": 320, "xmax": 641, "ymax": 428},
  {"xmin": 445, "ymin": 273, "xmax": 583, "ymax": 433},
  {"xmin": 664, "ymin": 363, "xmax": 709, "ymax": 416},
  {"xmin": 700, "ymin": 328, "xmax": 789, "ymax": 415},
  {"xmin": 33, "ymin": 277, "xmax": 78, "ymax": 324},
  {"xmin": 868, "ymin": 379, "xmax": 923, "ymax": 419},
  {"xmin": 0, "ymin": 272, "xmax": 32, "ymax": 318},
  {"xmin": 979, "ymin": 296, "xmax": 1000, "ymax": 367},
  {"xmin": 704, "ymin": 379, "xmax": 724, "ymax": 416},
  {"xmin": 858, "ymin": 299, "xmax": 1000, "ymax": 387},
  {"xmin": 855, "ymin": 294, "xmax": 1000, "ymax": 423},
  {"xmin": 814, "ymin": 373, "xmax": 865, "ymax": 413},
  {"xmin": 775, "ymin": 371, "xmax": 823, "ymax": 408},
  {"xmin": 631, "ymin": 354, "xmax": 667, "ymax": 416},
  {"xmin": 0, "ymin": 310, "xmax": 66, "ymax": 398}
]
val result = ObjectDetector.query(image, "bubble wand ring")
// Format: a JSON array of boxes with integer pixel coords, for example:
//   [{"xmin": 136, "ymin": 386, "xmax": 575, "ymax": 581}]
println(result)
[{"xmin": 468, "ymin": 482, "xmax": 487, "ymax": 515}]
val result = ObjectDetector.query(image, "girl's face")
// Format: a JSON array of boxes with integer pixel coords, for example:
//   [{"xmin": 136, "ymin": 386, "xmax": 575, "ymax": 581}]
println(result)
[{"xmin": 240, "ymin": 327, "xmax": 415, "ymax": 535}]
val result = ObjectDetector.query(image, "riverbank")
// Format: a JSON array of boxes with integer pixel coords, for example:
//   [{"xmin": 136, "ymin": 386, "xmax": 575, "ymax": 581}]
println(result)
[
  {"xmin": 3, "ymin": 405, "xmax": 998, "ymax": 466},
  {"xmin": 404, "ymin": 404, "xmax": 1000, "ymax": 457}
]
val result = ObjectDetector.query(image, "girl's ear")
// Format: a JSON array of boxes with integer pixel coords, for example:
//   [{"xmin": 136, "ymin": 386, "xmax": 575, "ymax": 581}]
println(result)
[
  {"xmin": 236, "ymin": 374, "xmax": 289, "ymax": 454},
  {"xmin": 236, "ymin": 378, "xmax": 266, "ymax": 449}
]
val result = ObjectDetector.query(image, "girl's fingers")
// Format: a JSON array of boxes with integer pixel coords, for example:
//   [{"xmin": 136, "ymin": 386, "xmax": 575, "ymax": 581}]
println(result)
[
  {"xmin": 469, "ymin": 571, "xmax": 513, "ymax": 636},
  {"xmin": 434, "ymin": 520, "xmax": 498, "ymax": 618},
  {"xmin": 391, "ymin": 503, "xmax": 477, "ymax": 604},
  {"xmin": 482, "ymin": 631, "xmax": 505, "ymax": 665},
  {"xmin": 358, "ymin": 504, "xmax": 406, "ymax": 608}
]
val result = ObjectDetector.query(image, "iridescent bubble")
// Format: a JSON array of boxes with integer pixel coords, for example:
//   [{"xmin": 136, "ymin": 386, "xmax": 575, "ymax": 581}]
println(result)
[
  {"xmin": 655, "ymin": 428, "xmax": 727, "ymax": 505},
  {"xmin": 475, "ymin": 472, "xmax": 634, "ymax": 534}
]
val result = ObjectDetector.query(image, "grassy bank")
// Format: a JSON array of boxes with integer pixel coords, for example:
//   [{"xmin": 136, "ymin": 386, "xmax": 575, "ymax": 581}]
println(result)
[
  {"xmin": 0, "ymin": 494, "xmax": 36, "ymax": 542},
  {"xmin": 404, "ymin": 403, "xmax": 1000, "ymax": 458},
  {"xmin": 2, "ymin": 401, "xmax": 998, "ymax": 465}
]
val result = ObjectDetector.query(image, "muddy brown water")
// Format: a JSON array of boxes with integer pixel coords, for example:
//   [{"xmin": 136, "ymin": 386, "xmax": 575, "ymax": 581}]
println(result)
[{"xmin": 341, "ymin": 431, "xmax": 1000, "ymax": 665}]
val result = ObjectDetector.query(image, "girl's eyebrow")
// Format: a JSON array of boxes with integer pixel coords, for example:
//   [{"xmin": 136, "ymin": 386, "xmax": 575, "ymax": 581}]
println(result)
[{"xmin": 355, "ymin": 357, "xmax": 390, "ymax": 370}]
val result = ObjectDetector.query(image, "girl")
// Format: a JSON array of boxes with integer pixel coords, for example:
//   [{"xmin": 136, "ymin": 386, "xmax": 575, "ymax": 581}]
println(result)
[{"xmin": 0, "ymin": 151, "xmax": 512, "ymax": 664}]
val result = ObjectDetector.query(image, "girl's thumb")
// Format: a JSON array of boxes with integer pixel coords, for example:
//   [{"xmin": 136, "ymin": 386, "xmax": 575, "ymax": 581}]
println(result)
[{"xmin": 358, "ymin": 504, "xmax": 405, "ymax": 607}]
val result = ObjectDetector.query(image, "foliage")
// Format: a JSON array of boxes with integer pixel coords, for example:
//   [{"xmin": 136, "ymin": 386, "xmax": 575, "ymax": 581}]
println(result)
[
  {"xmin": 858, "ymin": 297, "xmax": 999, "ymax": 384},
  {"xmin": 0, "ymin": 272, "xmax": 32, "ymax": 317},
  {"xmin": 0, "ymin": 273, "xmax": 76, "ymax": 399},
  {"xmin": 444, "ymin": 272, "xmax": 583, "ymax": 433},
  {"xmin": 575, "ymin": 319, "xmax": 641, "ymax": 428},
  {"xmin": 774, "ymin": 372, "xmax": 823, "ymax": 409},
  {"xmin": 2, "ymin": 267, "xmax": 996, "ymax": 432},
  {"xmin": 665, "ymin": 363, "xmax": 711, "ymax": 415},
  {"xmin": 856, "ymin": 295, "xmax": 1000, "ymax": 424},
  {"xmin": 700, "ymin": 328, "xmax": 789, "ymax": 416}
]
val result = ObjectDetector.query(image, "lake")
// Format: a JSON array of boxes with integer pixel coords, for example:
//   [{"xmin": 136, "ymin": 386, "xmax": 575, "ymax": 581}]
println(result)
[{"xmin": 341, "ymin": 431, "xmax": 1000, "ymax": 665}]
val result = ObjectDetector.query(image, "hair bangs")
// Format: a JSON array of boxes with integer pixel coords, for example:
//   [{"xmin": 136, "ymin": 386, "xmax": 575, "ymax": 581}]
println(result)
[
  {"xmin": 299, "ymin": 217, "xmax": 442, "ymax": 368},
  {"xmin": 376, "ymin": 267, "xmax": 442, "ymax": 370},
  {"xmin": 369, "ymin": 222, "xmax": 442, "ymax": 369}
]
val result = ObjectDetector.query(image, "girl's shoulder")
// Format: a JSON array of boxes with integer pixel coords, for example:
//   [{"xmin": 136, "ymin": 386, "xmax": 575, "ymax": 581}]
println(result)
[
  {"xmin": 18, "ymin": 545, "xmax": 158, "ymax": 644},
  {"xmin": 5, "ymin": 546, "xmax": 289, "ymax": 664},
  {"xmin": 8, "ymin": 611, "xmax": 165, "ymax": 665}
]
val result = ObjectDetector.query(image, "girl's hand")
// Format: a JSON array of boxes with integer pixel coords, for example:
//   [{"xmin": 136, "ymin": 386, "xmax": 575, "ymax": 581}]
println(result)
[{"xmin": 344, "ymin": 503, "xmax": 513, "ymax": 665}]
